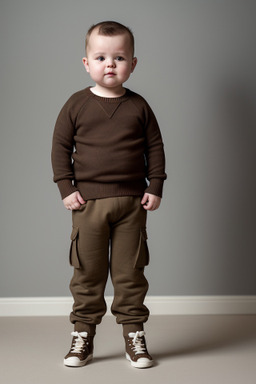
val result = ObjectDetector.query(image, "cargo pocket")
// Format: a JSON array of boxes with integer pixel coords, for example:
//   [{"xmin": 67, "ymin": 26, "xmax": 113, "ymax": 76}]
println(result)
[
  {"xmin": 69, "ymin": 226, "xmax": 80, "ymax": 269},
  {"xmin": 133, "ymin": 227, "xmax": 150, "ymax": 269}
]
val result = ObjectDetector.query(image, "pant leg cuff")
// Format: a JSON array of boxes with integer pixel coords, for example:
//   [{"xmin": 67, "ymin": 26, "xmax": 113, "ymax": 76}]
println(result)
[
  {"xmin": 122, "ymin": 323, "xmax": 144, "ymax": 337},
  {"xmin": 74, "ymin": 322, "xmax": 96, "ymax": 336}
]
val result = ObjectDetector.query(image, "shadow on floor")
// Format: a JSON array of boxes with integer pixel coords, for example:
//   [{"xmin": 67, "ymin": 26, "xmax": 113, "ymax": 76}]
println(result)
[{"xmin": 151, "ymin": 315, "xmax": 256, "ymax": 361}]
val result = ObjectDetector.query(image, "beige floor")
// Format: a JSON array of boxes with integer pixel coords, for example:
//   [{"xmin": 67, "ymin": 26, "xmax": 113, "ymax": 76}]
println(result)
[{"xmin": 1, "ymin": 315, "xmax": 256, "ymax": 384}]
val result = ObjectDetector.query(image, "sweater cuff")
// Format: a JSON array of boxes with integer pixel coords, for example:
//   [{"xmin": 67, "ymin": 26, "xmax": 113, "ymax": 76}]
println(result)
[
  {"xmin": 144, "ymin": 178, "xmax": 164, "ymax": 198},
  {"xmin": 57, "ymin": 179, "xmax": 78, "ymax": 200}
]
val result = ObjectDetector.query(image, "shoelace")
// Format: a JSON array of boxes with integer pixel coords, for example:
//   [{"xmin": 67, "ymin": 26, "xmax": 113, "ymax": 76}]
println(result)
[
  {"xmin": 131, "ymin": 331, "xmax": 147, "ymax": 355},
  {"xmin": 70, "ymin": 331, "xmax": 88, "ymax": 354}
]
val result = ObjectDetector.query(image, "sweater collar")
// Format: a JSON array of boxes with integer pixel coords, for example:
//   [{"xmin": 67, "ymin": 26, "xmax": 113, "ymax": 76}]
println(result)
[{"xmin": 86, "ymin": 86, "xmax": 129, "ymax": 103}]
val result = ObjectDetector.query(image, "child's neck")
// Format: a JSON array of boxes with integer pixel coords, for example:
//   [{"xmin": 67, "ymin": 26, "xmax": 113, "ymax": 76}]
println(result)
[{"xmin": 90, "ymin": 85, "xmax": 126, "ymax": 98}]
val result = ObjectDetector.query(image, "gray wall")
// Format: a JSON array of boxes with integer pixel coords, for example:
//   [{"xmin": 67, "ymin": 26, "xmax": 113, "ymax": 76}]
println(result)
[{"xmin": 1, "ymin": 0, "xmax": 256, "ymax": 297}]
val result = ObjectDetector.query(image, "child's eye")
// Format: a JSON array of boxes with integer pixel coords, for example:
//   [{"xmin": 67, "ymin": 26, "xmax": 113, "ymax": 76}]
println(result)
[
  {"xmin": 116, "ymin": 56, "xmax": 125, "ymax": 61},
  {"xmin": 96, "ymin": 56, "xmax": 105, "ymax": 62}
]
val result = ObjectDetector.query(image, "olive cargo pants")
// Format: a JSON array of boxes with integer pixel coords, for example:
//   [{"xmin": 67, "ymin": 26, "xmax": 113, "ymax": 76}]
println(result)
[{"xmin": 69, "ymin": 196, "xmax": 150, "ymax": 336}]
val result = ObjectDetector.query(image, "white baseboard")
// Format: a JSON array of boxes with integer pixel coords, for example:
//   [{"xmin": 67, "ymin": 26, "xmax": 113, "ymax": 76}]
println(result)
[{"xmin": 0, "ymin": 296, "xmax": 256, "ymax": 317}]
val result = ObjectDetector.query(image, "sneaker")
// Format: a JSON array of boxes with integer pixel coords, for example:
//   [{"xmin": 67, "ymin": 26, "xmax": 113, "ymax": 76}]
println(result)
[
  {"xmin": 125, "ymin": 331, "xmax": 153, "ymax": 368},
  {"xmin": 64, "ymin": 331, "xmax": 94, "ymax": 367}
]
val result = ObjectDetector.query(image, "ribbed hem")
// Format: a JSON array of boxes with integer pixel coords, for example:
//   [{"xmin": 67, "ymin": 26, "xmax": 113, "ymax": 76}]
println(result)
[
  {"xmin": 76, "ymin": 180, "xmax": 147, "ymax": 201},
  {"xmin": 57, "ymin": 178, "xmax": 165, "ymax": 200}
]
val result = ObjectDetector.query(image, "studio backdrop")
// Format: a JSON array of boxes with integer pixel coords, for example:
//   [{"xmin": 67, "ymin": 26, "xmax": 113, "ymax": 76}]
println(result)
[{"xmin": 0, "ymin": 0, "xmax": 256, "ymax": 306}]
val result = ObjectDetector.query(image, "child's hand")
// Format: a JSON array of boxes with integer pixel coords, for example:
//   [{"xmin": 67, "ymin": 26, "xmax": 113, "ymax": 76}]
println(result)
[
  {"xmin": 141, "ymin": 193, "xmax": 161, "ymax": 211},
  {"xmin": 63, "ymin": 191, "xmax": 86, "ymax": 210}
]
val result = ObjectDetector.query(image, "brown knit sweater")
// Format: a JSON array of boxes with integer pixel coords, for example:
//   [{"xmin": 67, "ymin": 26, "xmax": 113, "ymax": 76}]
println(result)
[{"xmin": 51, "ymin": 87, "xmax": 166, "ymax": 200}]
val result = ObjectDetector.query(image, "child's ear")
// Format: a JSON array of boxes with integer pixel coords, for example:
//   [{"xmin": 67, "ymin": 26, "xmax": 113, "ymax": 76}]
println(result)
[
  {"xmin": 82, "ymin": 57, "xmax": 90, "ymax": 73},
  {"xmin": 131, "ymin": 57, "xmax": 138, "ymax": 73}
]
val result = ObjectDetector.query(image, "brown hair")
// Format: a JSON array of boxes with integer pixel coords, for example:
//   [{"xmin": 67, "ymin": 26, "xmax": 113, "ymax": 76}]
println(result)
[{"xmin": 85, "ymin": 21, "xmax": 135, "ymax": 56}]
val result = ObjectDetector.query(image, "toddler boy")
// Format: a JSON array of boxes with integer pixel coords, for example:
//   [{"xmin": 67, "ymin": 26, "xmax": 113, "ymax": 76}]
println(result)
[{"xmin": 51, "ymin": 21, "xmax": 166, "ymax": 369}]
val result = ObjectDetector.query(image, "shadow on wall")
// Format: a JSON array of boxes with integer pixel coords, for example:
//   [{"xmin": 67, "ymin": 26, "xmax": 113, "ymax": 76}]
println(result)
[
  {"xmin": 192, "ymin": 79, "xmax": 256, "ymax": 292},
  {"xmin": 214, "ymin": 80, "xmax": 256, "ymax": 250}
]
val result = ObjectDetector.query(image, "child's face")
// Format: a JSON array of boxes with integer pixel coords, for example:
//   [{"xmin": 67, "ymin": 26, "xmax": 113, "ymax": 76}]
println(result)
[{"xmin": 83, "ymin": 29, "xmax": 137, "ymax": 94}]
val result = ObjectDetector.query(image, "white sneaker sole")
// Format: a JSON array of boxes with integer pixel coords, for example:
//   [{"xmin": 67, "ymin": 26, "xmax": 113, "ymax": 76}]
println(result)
[
  {"xmin": 126, "ymin": 353, "xmax": 153, "ymax": 368},
  {"xmin": 64, "ymin": 354, "xmax": 93, "ymax": 367}
]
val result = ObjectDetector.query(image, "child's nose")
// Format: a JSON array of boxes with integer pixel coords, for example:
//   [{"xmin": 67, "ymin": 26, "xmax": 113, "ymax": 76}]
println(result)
[{"xmin": 107, "ymin": 58, "xmax": 116, "ymax": 67}]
